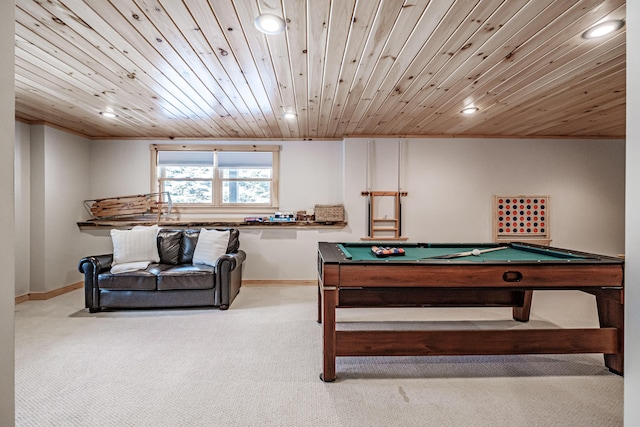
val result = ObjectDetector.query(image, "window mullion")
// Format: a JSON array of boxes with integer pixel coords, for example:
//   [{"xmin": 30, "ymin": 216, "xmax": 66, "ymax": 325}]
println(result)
[{"xmin": 213, "ymin": 152, "xmax": 221, "ymax": 206}]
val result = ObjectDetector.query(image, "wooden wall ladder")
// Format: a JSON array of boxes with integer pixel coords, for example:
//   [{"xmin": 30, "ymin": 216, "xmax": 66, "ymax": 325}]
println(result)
[{"xmin": 361, "ymin": 191, "xmax": 408, "ymax": 240}]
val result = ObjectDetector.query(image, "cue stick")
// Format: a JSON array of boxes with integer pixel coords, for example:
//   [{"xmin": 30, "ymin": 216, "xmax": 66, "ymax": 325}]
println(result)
[
  {"xmin": 423, "ymin": 246, "xmax": 509, "ymax": 259},
  {"xmin": 366, "ymin": 140, "xmax": 372, "ymax": 237},
  {"xmin": 397, "ymin": 139, "xmax": 402, "ymax": 237}
]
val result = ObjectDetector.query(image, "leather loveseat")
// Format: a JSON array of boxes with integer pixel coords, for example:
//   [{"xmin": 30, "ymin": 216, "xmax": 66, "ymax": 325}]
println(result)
[{"xmin": 79, "ymin": 228, "xmax": 245, "ymax": 312}]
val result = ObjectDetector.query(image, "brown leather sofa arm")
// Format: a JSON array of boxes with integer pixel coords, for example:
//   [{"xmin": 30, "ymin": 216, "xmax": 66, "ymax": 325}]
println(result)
[
  {"xmin": 215, "ymin": 250, "xmax": 246, "ymax": 271},
  {"xmin": 78, "ymin": 254, "xmax": 113, "ymax": 312},
  {"xmin": 216, "ymin": 250, "xmax": 246, "ymax": 309}
]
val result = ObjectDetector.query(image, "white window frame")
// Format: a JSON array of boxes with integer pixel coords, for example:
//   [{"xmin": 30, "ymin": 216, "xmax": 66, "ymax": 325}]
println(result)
[{"xmin": 150, "ymin": 144, "xmax": 280, "ymax": 214}]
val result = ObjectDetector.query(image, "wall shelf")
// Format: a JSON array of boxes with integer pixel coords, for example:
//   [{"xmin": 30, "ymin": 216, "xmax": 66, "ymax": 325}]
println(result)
[{"xmin": 77, "ymin": 219, "xmax": 347, "ymax": 230}]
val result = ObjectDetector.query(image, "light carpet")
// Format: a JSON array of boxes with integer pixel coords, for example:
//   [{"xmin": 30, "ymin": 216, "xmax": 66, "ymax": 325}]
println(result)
[{"xmin": 15, "ymin": 285, "xmax": 622, "ymax": 426}]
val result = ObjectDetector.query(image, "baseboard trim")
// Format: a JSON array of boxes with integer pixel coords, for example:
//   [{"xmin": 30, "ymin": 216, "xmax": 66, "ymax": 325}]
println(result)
[
  {"xmin": 15, "ymin": 294, "xmax": 30, "ymax": 304},
  {"xmin": 15, "ymin": 281, "xmax": 83, "ymax": 304},
  {"xmin": 242, "ymin": 280, "xmax": 315, "ymax": 286}
]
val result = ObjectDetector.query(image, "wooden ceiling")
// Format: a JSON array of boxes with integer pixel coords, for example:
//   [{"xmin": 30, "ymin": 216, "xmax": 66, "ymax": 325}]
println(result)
[{"xmin": 15, "ymin": 0, "xmax": 626, "ymax": 139}]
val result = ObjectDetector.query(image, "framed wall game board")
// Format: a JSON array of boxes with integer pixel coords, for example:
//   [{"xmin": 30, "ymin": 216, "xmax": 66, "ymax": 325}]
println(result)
[{"xmin": 493, "ymin": 195, "xmax": 551, "ymax": 245}]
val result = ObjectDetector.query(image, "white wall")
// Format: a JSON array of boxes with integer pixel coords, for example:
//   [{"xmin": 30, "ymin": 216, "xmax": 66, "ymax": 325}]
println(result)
[
  {"xmin": 626, "ymin": 2, "xmax": 639, "ymax": 424},
  {"xmin": 1, "ymin": 1, "xmax": 15, "ymax": 424},
  {"xmin": 241, "ymin": 140, "xmax": 350, "ymax": 280},
  {"xmin": 28, "ymin": 126, "xmax": 92, "ymax": 292},
  {"xmin": 81, "ymin": 136, "xmax": 625, "ymax": 281},
  {"xmin": 404, "ymin": 138, "xmax": 624, "ymax": 254},
  {"xmin": 88, "ymin": 138, "xmax": 346, "ymax": 207},
  {"xmin": 90, "ymin": 139, "xmax": 152, "ymax": 197},
  {"xmin": 15, "ymin": 121, "xmax": 31, "ymax": 297}
]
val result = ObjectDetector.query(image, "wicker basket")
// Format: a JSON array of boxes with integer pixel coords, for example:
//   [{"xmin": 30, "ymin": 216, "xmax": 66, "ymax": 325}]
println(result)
[{"xmin": 314, "ymin": 204, "xmax": 344, "ymax": 222}]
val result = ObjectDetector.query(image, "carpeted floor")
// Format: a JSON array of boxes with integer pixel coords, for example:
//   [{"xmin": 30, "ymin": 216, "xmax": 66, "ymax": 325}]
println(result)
[{"xmin": 15, "ymin": 285, "xmax": 622, "ymax": 426}]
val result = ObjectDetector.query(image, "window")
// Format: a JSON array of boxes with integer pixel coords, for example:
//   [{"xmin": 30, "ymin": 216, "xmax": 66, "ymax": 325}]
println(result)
[{"xmin": 151, "ymin": 144, "xmax": 279, "ymax": 212}]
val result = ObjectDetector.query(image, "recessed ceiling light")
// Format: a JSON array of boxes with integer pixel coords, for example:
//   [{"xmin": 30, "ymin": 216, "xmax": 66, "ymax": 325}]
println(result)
[
  {"xmin": 254, "ymin": 14, "xmax": 286, "ymax": 35},
  {"xmin": 460, "ymin": 107, "xmax": 479, "ymax": 115},
  {"xmin": 582, "ymin": 20, "xmax": 625, "ymax": 39},
  {"xmin": 284, "ymin": 112, "xmax": 297, "ymax": 119},
  {"xmin": 100, "ymin": 111, "xmax": 118, "ymax": 118}
]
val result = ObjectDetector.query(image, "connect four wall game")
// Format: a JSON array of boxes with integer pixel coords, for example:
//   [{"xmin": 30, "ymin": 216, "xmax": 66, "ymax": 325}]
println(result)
[{"xmin": 493, "ymin": 195, "xmax": 550, "ymax": 245}]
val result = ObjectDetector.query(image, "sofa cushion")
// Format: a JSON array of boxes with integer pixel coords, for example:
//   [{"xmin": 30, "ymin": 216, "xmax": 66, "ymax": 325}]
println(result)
[
  {"xmin": 226, "ymin": 228, "xmax": 240, "ymax": 253},
  {"xmin": 157, "ymin": 229, "xmax": 182, "ymax": 265},
  {"xmin": 193, "ymin": 229, "xmax": 230, "ymax": 266},
  {"xmin": 156, "ymin": 265, "xmax": 215, "ymax": 290},
  {"xmin": 98, "ymin": 269, "xmax": 157, "ymax": 290},
  {"xmin": 180, "ymin": 230, "xmax": 199, "ymax": 264},
  {"xmin": 110, "ymin": 261, "xmax": 151, "ymax": 274},
  {"xmin": 111, "ymin": 225, "xmax": 160, "ymax": 265},
  {"xmin": 179, "ymin": 228, "xmax": 238, "ymax": 264}
]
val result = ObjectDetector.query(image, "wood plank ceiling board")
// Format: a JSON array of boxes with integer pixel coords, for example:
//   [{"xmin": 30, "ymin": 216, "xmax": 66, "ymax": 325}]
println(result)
[
  {"xmin": 345, "ymin": 0, "xmax": 459, "ymax": 135},
  {"xmin": 422, "ymin": 2, "xmax": 620, "ymax": 134},
  {"xmin": 14, "ymin": 0, "xmax": 626, "ymax": 139},
  {"xmin": 15, "ymin": 78, "xmax": 99, "ymax": 132},
  {"xmin": 380, "ymin": 0, "xmax": 564, "ymax": 136},
  {"xmin": 417, "ymin": 1, "xmax": 622, "ymax": 136},
  {"xmin": 153, "ymin": 0, "xmax": 271, "ymax": 137},
  {"xmin": 275, "ymin": 0, "xmax": 306, "ymax": 138},
  {"xmin": 17, "ymin": 0, "xmax": 215, "ymax": 137},
  {"xmin": 15, "ymin": 9, "xmax": 194, "ymax": 137},
  {"xmin": 15, "ymin": 31, "xmax": 167, "ymax": 134},
  {"xmin": 231, "ymin": 0, "xmax": 293, "ymax": 138},
  {"xmin": 355, "ymin": 0, "xmax": 525, "ymax": 136},
  {"xmin": 332, "ymin": 0, "xmax": 410, "ymax": 138},
  {"xmin": 257, "ymin": 0, "xmax": 300, "ymax": 138},
  {"xmin": 193, "ymin": 0, "xmax": 281, "ymax": 137},
  {"xmin": 294, "ymin": 0, "xmax": 323, "ymax": 138},
  {"xmin": 69, "ymin": 0, "xmax": 239, "ymax": 136},
  {"xmin": 109, "ymin": 0, "xmax": 264, "ymax": 137},
  {"xmin": 324, "ymin": 0, "xmax": 385, "ymax": 137},
  {"xmin": 399, "ymin": 0, "xmax": 626, "ymax": 137},
  {"xmin": 483, "ymin": 55, "xmax": 626, "ymax": 137},
  {"xmin": 456, "ymin": 39, "xmax": 626, "ymax": 137},
  {"xmin": 315, "ymin": 0, "xmax": 357, "ymax": 138}
]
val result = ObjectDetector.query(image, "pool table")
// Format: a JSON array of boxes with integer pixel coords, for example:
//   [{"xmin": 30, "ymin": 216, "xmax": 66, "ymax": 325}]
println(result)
[{"xmin": 317, "ymin": 242, "xmax": 624, "ymax": 382}]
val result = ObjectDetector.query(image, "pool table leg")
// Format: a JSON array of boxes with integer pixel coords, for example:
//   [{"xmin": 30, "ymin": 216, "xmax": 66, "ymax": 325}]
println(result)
[
  {"xmin": 320, "ymin": 286, "xmax": 338, "ymax": 382},
  {"xmin": 512, "ymin": 290, "xmax": 533, "ymax": 322},
  {"xmin": 595, "ymin": 289, "xmax": 624, "ymax": 375},
  {"xmin": 317, "ymin": 280, "xmax": 322, "ymax": 323}
]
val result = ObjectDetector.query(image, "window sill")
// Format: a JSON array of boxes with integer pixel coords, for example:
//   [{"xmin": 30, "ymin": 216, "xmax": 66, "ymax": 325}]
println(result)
[{"xmin": 77, "ymin": 219, "xmax": 347, "ymax": 230}]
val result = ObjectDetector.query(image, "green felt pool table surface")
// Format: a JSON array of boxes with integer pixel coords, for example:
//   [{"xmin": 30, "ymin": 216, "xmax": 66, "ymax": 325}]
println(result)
[{"xmin": 333, "ymin": 242, "xmax": 606, "ymax": 263}]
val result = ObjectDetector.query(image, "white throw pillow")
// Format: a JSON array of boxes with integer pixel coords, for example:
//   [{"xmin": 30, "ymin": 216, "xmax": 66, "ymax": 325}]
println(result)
[
  {"xmin": 192, "ymin": 229, "xmax": 230, "ymax": 267},
  {"xmin": 110, "ymin": 225, "xmax": 160, "ymax": 266}
]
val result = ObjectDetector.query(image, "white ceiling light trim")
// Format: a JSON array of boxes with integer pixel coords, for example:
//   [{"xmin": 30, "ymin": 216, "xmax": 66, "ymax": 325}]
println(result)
[
  {"xmin": 582, "ymin": 20, "xmax": 625, "ymax": 39},
  {"xmin": 254, "ymin": 14, "xmax": 286, "ymax": 35}
]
